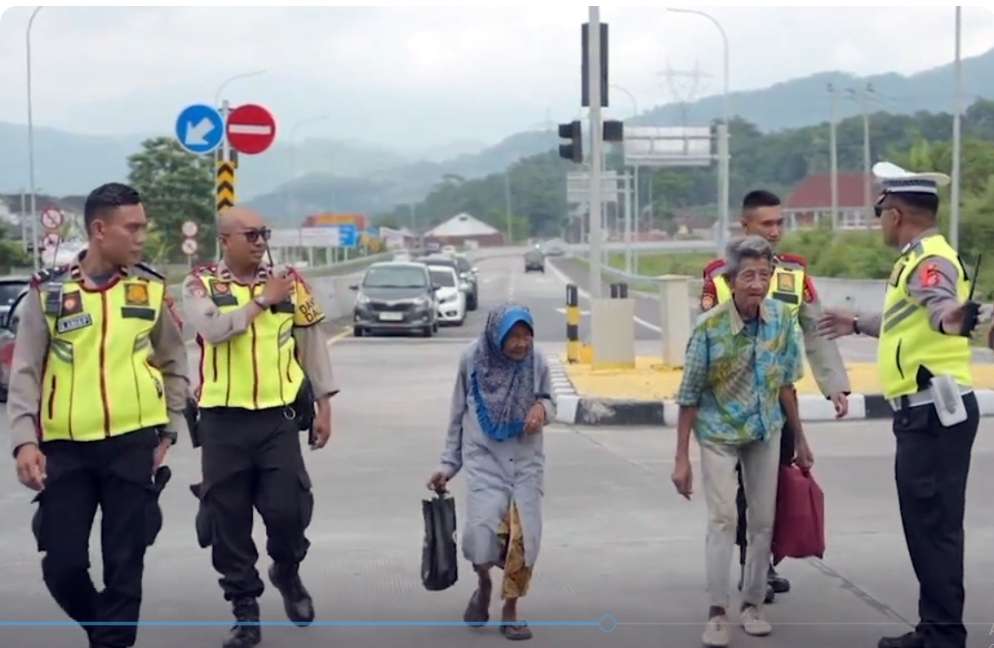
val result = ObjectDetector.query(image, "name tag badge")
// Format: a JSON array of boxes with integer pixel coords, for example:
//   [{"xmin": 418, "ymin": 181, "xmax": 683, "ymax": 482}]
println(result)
[
  {"xmin": 57, "ymin": 313, "xmax": 93, "ymax": 334},
  {"xmin": 776, "ymin": 273, "xmax": 795, "ymax": 293}
]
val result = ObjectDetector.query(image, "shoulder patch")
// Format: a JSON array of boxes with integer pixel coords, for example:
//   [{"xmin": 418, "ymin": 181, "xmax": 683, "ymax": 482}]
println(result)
[
  {"xmin": 778, "ymin": 253, "xmax": 808, "ymax": 269},
  {"xmin": 703, "ymin": 258, "xmax": 726, "ymax": 280},
  {"xmin": 192, "ymin": 262, "xmax": 218, "ymax": 278}
]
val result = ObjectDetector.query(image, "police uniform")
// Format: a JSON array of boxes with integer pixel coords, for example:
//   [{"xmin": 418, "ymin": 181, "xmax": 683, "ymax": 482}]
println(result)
[
  {"xmin": 7, "ymin": 253, "xmax": 189, "ymax": 648},
  {"xmin": 701, "ymin": 250, "xmax": 850, "ymax": 590},
  {"xmin": 182, "ymin": 260, "xmax": 337, "ymax": 629},
  {"xmin": 854, "ymin": 163, "xmax": 979, "ymax": 648}
]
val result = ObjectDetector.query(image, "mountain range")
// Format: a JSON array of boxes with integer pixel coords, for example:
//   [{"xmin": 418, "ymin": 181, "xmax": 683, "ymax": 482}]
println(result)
[{"xmin": 2, "ymin": 46, "xmax": 991, "ymax": 223}]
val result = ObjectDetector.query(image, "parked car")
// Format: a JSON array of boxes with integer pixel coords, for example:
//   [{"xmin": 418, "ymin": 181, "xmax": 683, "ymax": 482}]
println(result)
[
  {"xmin": 428, "ymin": 265, "xmax": 466, "ymax": 326},
  {"xmin": 441, "ymin": 245, "xmax": 457, "ymax": 257},
  {"xmin": 0, "ymin": 277, "xmax": 30, "ymax": 325},
  {"xmin": 0, "ymin": 287, "xmax": 28, "ymax": 402},
  {"xmin": 453, "ymin": 254, "xmax": 479, "ymax": 311},
  {"xmin": 351, "ymin": 262, "xmax": 438, "ymax": 338},
  {"xmin": 524, "ymin": 248, "xmax": 545, "ymax": 273}
]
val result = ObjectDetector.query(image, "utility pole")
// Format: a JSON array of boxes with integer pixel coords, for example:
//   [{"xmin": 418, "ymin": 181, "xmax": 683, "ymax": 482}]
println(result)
[
  {"xmin": 848, "ymin": 84, "xmax": 874, "ymax": 225},
  {"xmin": 951, "ymin": 6, "xmax": 963, "ymax": 250},
  {"xmin": 504, "ymin": 172, "xmax": 513, "ymax": 245},
  {"xmin": 588, "ymin": 6, "xmax": 604, "ymax": 298},
  {"xmin": 828, "ymin": 83, "xmax": 839, "ymax": 230}
]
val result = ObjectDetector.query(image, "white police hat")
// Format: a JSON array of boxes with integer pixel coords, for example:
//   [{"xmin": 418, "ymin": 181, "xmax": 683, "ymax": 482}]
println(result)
[{"xmin": 873, "ymin": 161, "xmax": 950, "ymax": 196}]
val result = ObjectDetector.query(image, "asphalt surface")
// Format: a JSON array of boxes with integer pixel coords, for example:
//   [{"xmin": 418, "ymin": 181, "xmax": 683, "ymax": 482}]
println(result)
[{"xmin": 1, "ymin": 253, "xmax": 993, "ymax": 647}]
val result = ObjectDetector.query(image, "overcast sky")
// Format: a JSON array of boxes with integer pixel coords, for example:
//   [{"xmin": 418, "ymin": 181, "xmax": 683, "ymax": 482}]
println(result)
[{"xmin": 1, "ymin": 5, "xmax": 993, "ymax": 154}]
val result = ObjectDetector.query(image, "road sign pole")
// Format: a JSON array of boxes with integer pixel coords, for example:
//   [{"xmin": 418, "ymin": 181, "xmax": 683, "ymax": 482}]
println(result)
[
  {"xmin": 216, "ymin": 99, "xmax": 231, "ymax": 260},
  {"xmin": 588, "ymin": 6, "xmax": 603, "ymax": 299}
]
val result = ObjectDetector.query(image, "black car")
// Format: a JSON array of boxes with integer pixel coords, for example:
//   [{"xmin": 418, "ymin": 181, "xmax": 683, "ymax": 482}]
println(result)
[
  {"xmin": 453, "ymin": 254, "xmax": 479, "ymax": 311},
  {"xmin": 352, "ymin": 263, "xmax": 438, "ymax": 337}
]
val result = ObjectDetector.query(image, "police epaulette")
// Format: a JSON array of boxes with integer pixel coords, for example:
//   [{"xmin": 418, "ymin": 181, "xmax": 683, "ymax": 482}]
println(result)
[
  {"xmin": 30, "ymin": 265, "xmax": 69, "ymax": 288},
  {"xmin": 703, "ymin": 258, "xmax": 726, "ymax": 280},
  {"xmin": 778, "ymin": 253, "xmax": 808, "ymax": 269},
  {"xmin": 191, "ymin": 262, "xmax": 218, "ymax": 277},
  {"xmin": 134, "ymin": 261, "xmax": 166, "ymax": 281}
]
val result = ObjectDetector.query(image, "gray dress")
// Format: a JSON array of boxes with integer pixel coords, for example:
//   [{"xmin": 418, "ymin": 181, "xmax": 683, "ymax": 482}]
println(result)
[{"xmin": 437, "ymin": 343, "xmax": 556, "ymax": 568}]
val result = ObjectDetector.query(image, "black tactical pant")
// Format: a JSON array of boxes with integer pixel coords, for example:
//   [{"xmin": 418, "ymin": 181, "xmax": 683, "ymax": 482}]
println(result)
[
  {"xmin": 199, "ymin": 406, "xmax": 314, "ymax": 601},
  {"xmin": 736, "ymin": 420, "xmax": 795, "ymax": 557},
  {"xmin": 894, "ymin": 393, "xmax": 978, "ymax": 648},
  {"xmin": 35, "ymin": 428, "xmax": 159, "ymax": 648}
]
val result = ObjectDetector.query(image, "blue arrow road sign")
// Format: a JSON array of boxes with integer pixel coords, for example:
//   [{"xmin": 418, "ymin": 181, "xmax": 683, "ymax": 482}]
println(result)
[
  {"xmin": 175, "ymin": 104, "xmax": 224, "ymax": 154},
  {"xmin": 339, "ymin": 225, "xmax": 358, "ymax": 248}
]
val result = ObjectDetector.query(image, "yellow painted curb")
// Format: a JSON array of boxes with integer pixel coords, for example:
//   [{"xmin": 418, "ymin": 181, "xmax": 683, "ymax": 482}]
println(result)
[{"xmin": 564, "ymin": 356, "xmax": 994, "ymax": 401}]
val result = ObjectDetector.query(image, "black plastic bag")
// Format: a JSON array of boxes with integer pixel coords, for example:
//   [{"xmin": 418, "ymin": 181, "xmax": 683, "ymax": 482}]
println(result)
[{"xmin": 421, "ymin": 491, "xmax": 458, "ymax": 591}]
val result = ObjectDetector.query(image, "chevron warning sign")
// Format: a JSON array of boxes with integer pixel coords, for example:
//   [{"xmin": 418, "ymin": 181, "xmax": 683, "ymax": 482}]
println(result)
[{"xmin": 216, "ymin": 161, "xmax": 236, "ymax": 211}]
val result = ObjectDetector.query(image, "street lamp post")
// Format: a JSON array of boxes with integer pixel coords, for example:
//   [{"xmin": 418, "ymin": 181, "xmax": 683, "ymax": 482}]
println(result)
[
  {"xmin": 611, "ymin": 84, "xmax": 639, "ymax": 274},
  {"xmin": 26, "ymin": 6, "xmax": 42, "ymax": 271},
  {"xmin": 951, "ymin": 6, "xmax": 962, "ymax": 250},
  {"xmin": 666, "ymin": 8, "xmax": 730, "ymax": 252},
  {"xmin": 212, "ymin": 69, "xmax": 267, "ymax": 258}
]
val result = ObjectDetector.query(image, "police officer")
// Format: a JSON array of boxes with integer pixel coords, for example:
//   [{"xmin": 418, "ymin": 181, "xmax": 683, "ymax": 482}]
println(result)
[
  {"xmin": 183, "ymin": 206, "xmax": 337, "ymax": 648},
  {"xmin": 700, "ymin": 189, "xmax": 851, "ymax": 601},
  {"xmin": 819, "ymin": 163, "xmax": 981, "ymax": 648},
  {"xmin": 8, "ymin": 182, "xmax": 189, "ymax": 648}
]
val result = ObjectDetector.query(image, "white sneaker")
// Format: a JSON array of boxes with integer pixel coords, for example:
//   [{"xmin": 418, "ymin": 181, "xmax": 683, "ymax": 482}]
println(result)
[
  {"xmin": 740, "ymin": 605, "xmax": 772, "ymax": 636},
  {"xmin": 701, "ymin": 615, "xmax": 730, "ymax": 647}
]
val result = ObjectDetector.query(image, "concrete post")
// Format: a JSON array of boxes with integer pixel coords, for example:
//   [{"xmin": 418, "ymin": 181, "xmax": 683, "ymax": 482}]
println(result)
[{"xmin": 659, "ymin": 275, "xmax": 692, "ymax": 368}]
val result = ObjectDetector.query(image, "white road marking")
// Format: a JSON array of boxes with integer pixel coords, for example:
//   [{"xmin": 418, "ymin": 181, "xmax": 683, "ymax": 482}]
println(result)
[{"xmin": 546, "ymin": 260, "xmax": 662, "ymax": 333}]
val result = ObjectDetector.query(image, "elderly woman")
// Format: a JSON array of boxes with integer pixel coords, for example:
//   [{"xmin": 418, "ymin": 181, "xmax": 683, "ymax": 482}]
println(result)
[
  {"xmin": 671, "ymin": 236, "xmax": 813, "ymax": 648},
  {"xmin": 427, "ymin": 304, "xmax": 555, "ymax": 641}
]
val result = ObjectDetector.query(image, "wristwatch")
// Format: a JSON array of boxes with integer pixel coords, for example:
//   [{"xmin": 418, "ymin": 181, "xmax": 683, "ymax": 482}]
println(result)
[{"xmin": 158, "ymin": 428, "xmax": 178, "ymax": 446}]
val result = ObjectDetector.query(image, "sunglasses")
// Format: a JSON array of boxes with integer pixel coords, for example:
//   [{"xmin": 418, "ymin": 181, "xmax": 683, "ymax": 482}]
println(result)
[{"xmin": 237, "ymin": 228, "xmax": 271, "ymax": 243}]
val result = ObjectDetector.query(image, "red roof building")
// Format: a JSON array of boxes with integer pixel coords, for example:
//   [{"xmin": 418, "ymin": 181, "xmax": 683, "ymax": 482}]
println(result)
[{"xmin": 784, "ymin": 173, "xmax": 878, "ymax": 230}]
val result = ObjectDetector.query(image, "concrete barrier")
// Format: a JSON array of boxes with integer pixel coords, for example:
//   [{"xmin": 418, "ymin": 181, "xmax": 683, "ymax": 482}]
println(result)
[
  {"xmin": 659, "ymin": 275, "xmax": 691, "ymax": 368},
  {"xmin": 591, "ymin": 297, "xmax": 635, "ymax": 370}
]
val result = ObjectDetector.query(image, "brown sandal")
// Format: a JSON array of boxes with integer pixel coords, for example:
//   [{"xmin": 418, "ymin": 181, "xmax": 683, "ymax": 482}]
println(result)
[
  {"xmin": 500, "ymin": 621, "xmax": 533, "ymax": 641},
  {"xmin": 463, "ymin": 590, "xmax": 489, "ymax": 627}
]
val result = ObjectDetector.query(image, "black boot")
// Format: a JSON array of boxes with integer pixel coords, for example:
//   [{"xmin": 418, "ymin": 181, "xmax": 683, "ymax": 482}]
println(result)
[
  {"xmin": 269, "ymin": 563, "xmax": 315, "ymax": 626},
  {"xmin": 222, "ymin": 597, "xmax": 261, "ymax": 648},
  {"xmin": 738, "ymin": 562, "xmax": 776, "ymax": 603},
  {"xmin": 878, "ymin": 631, "xmax": 924, "ymax": 648},
  {"xmin": 767, "ymin": 563, "xmax": 790, "ymax": 594}
]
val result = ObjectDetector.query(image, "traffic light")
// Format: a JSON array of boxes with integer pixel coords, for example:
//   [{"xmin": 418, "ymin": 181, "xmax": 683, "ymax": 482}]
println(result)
[
  {"xmin": 558, "ymin": 120, "xmax": 583, "ymax": 163},
  {"xmin": 603, "ymin": 120, "xmax": 624, "ymax": 142}
]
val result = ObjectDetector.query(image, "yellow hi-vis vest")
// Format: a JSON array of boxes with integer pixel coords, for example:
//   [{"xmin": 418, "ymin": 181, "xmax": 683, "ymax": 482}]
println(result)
[
  {"xmin": 194, "ymin": 271, "xmax": 321, "ymax": 410},
  {"xmin": 40, "ymin": 269, "xmax": 168, "ymax": 442},
  {"xmin": 714, "ymin": 258, "xmax": 806, "ymax": 319},
  {"xmin": 878, "ymin": 234, "xmax": 972, "ymax": 400}
]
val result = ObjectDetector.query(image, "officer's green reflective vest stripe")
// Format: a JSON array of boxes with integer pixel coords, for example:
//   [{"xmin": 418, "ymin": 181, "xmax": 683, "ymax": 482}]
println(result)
[
  {"xmin": 41, "ymin": 277, "xmax": 168, "ymax": 442},
  {"xmin": 195, "ymin": 276, "xmax": 306, "ymax": 410},
  {"xmin": 714, "ymin": 263, "xmax": 806, "ymax": 319},
  {"xmin": 878, "ymin": 234, "xmax": 972, "ymax": 399}
]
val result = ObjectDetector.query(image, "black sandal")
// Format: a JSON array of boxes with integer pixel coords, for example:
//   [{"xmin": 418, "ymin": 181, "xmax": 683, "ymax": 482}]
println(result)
[
  {"xmin": 500, "ymin": 621, "xmax": 533, "ymax": 641},
  {"xmin": 463, "ymin": 590, "xmax": 489, "ymax": 627}
]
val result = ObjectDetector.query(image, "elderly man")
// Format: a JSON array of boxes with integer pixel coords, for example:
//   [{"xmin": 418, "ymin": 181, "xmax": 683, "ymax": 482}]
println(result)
[{"xmin": 672, "ymin": 236, "xmax": 813, "ymax": 648}]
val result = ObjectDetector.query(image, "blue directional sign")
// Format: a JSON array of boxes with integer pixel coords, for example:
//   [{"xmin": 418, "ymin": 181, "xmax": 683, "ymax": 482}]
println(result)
[
  {"xmin": 175, "ymin": 104, "xmax": 224, "ymax": 155},
  {"xmin": 339, "ymin": 225, "xmax": 358, "ymax": 248}
]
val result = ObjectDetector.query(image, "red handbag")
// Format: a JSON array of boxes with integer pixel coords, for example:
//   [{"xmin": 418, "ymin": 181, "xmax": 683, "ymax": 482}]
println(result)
[{"xmin": 771, "ymin": 465, "xmax": 825, "ymax": 565}]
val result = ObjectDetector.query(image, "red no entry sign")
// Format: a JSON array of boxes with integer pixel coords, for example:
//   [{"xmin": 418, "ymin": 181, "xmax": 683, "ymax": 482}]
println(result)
[{"xmin": 226, "ymin": 103, "xmax": 276, "ymax": 155}]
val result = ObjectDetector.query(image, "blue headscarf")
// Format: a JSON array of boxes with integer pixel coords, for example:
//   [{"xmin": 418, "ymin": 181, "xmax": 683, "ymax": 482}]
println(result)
[{"xmin": 471, "ymin": 304, "xmax": 535, "ymax": 442}]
